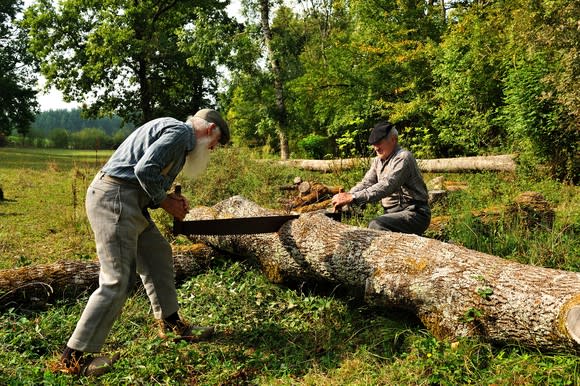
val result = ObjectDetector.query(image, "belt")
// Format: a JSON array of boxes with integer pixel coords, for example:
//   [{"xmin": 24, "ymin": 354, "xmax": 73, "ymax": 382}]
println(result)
[{"xmin": 99, "ymin": 172, "xmax": 140, "ymax": 187}]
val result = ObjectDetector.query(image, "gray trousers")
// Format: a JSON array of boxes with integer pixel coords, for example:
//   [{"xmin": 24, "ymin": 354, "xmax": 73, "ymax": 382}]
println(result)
[
  {"xmin": 67, "ymin": 173, "xmax": 179, "ymax": 353},
  {"xmin": 368, "ymin": 203, "xmax": 431, "ymax": 235}
]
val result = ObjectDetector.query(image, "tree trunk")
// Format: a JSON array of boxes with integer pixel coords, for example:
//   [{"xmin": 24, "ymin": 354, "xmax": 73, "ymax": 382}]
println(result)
[
  {"xmin": 0, "ymin": 244, "xmax": 214, "ymax": 311},
  {"xmin": 186, "ymin": 196, "xmax": 580, "ymax": 353},
  {"xmin": 274, "ymin": 154, "xmax": 517, "ymax": 173},
  {"xmin": 258, "ymin": 0, "xmax": 290, "ymax": 160}
]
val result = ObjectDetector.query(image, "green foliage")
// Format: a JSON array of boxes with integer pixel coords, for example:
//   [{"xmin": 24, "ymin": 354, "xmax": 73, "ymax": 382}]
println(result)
[
  {"xmin": 438, "ymin": 173, "xmax": 579, "ymax": 271},
  {"xmin": 48, "ymin": 128, "xmax": 69, "ymax": 149},
  {"xmin": 431, "ymin": 6, "xmax": 506, "ymax": 156},
  {"xmin": 502, "ymin": 51, "xmax": 578, "ymax": 183},
  {"xmin": 33, "ymin": 108, "xmax": 132, "ymax": 137},
  {"xmin": 0, "ymin": 0, "xmax": 38, "ymax": 139},
  {"xmin": 70, "ymin": 127, "xmax": 114, "ymax": 150},
  {"xmin": 297, "ymin": 133, "xmax": 331, "ymax": 159},
  {"xmin": 22, "ymin": 0, "xmax": 238, "ymax": 125},
  {"xmin": 288, "ymin": 0, "xmax": 444, "ymax": 156}
]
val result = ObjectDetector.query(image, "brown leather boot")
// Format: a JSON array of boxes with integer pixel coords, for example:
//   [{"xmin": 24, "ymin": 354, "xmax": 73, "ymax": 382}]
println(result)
[
  {"xmin": 158, "ymin": 318, "xmax": 214, "ymax": 343},
  {"xmin": 52, "ymin": 347, "xmax": 119, "ymax": 376}
]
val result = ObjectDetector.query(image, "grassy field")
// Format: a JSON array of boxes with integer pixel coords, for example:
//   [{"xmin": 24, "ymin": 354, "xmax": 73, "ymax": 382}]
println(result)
[{"xmin": 0, "ymin": 147, "xmax": 579, "ymax": 385}]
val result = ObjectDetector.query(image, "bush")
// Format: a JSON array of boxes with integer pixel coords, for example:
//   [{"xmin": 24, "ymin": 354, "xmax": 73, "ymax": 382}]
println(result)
[
  {"xmin": 502, "ymin": 55, "xmax": 578, "ymax": 183},
  {"xmin": 297, "ymin": 134, "xmax": 331, "ymax": 159}
]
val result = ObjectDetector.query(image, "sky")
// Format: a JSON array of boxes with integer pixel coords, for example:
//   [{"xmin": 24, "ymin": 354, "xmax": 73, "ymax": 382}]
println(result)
[{"xmin": 34, "ymin": 0, "xmax": 243, "ymax": 111}]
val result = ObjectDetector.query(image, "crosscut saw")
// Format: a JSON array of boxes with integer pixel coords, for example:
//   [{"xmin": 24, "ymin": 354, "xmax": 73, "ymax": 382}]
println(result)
[
  {"xmin": 171, "ymin": 185, "xmax": 341, "ymax": 236},
  {"xmin": 173, "ymin": 212, "xmax": 341, "ymax": 236}
]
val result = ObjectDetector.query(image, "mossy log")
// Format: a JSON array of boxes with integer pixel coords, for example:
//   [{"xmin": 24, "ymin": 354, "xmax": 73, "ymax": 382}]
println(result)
[
  {"xmin": 0, "ymin": 244, "xmax": 214, "ymax": 311},
  {"xmin": 186, "ymin": 196, "xmax": 580, "ymax": 353}
]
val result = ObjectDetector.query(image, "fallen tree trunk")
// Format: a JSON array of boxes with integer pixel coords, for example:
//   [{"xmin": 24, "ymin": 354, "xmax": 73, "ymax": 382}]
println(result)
[
  {"xmin": 274, "ymin": 154, "xmax": 517, "ymax": 173},
  {"xmin": 0, "ymin": 244, "xmax": 214, "ymax": 311},
  {"xmin": 186, "ymin": 196, "xmax": 580, "ymax": 353}
]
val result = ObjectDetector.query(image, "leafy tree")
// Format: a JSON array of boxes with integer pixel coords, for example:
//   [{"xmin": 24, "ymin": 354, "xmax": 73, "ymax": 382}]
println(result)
[
  {"xmin": 431, "ymin": 4, "xmax": 507, "ymax": 156},
  {"xmin": 70, "ymin": 127, "xmax": 112, "ymax": 150},
  {"xmin": 500, "ymin": 0, "xmax": 579, "ymax": 182},
  {"xmin": 48, "ymin": 127, "xmax": 69, "ymax": 148},
  {"xmin": 229, "ymin": 0, "xmax": 297, "ymax": 159},
  {"xmin": 0, "ymin": 0, "xmax": 38, "ymax": 142},
  {"xmin": 225, "ymin": 4, "xmax": 309, "ymax": 155},
  {"xmin": 292, "ymin": 0, "xmax": 444, "ymax": 157},
  {"xmin": 22, "ymin": 0, "xmax": 238, "ymax": 126},
  {"xmin": 33, "ymin": 108, "xmax": 132, "ymax": 136}
]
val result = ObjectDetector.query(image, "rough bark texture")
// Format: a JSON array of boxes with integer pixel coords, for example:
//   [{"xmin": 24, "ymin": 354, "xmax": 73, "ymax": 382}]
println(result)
[
  {"xmin": 275, "ymin": 154, "xmax": 517, "ymax": 173},
  {"xmin": 186, "ymin": 196, "xmax": 580, "ymax": 353},
  {"xmin": 0, "ymin": 244, "xmax": 214, "ymax": 311},
  {"xmin": 259, "ymin": 0, "xmax": 290, "ymax": 160}
]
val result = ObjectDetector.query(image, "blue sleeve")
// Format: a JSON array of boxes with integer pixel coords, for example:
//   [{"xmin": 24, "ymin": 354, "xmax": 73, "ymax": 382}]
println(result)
[{"xmin": 135, "ymin": 126, "xmax": 189, "ymax": 206}]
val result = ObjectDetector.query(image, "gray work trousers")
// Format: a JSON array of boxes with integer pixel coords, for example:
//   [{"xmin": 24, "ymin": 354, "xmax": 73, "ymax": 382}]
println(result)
[
  {"xmin": 67, "ymin": 173, "xmax": 179, "ymax": 353},
  {"xmin": 368, "ymin": 203, "xmax": 431, "ymax": 235}
]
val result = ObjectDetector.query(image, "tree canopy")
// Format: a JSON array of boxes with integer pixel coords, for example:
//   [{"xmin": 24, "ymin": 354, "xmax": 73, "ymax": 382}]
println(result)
[
  {"xmin": 0, "ymin": 0, "xmax": 38, "ymax": 142},
  {"xmin": 13, "ymin": 0, "xmax": 579, "ymax": 181},
  {"xmin": 22, "ymin": 0, "xmax": 240, "ymax": 125}
]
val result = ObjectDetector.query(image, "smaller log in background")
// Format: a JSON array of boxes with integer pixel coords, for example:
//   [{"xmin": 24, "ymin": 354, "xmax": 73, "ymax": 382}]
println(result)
[
  {"xmin": 186, "ymin": 196, "xmax": 580, "ymax": 353},
  {"xmin": 274, "ymin": 154, "xmax": 517, "ymax": 173},
  {"xmin": 0, "ymin": 244, "xmax": 214, "ymax": 311}
]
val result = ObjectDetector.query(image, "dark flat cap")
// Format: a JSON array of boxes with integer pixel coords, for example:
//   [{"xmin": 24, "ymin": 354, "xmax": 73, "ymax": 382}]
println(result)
[
  {"xmin": 368, "ymin": 121, "xmax": 394, "ymax": 144},
  {"xmin": 194, "ymin": 108, "xmax": 230, "ymax": 145}
]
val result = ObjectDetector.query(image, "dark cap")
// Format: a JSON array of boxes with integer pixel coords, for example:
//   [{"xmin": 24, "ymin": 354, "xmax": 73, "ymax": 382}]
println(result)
[
  {"xmin": 194, "ymin": 108, "xmax": 230, "ymax": 145},
  {"xmin": 368, "ymin": 121, "xmax": 394, "ymax": 144}
]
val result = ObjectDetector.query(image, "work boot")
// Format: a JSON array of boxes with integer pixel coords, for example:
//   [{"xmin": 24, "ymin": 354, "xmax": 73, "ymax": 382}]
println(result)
[
  {"xmin": 52, "ymin": 347, "xmax": 119, "ymax": 376},
  {"xmin": 158, "ymin": 318, "xmax": 214, "ymax": 343}
]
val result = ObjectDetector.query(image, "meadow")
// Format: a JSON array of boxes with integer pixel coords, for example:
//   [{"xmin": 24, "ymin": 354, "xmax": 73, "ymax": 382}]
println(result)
[{"xmin": 0, "ymin": 147, "xmax": 578, "ymax": 385}]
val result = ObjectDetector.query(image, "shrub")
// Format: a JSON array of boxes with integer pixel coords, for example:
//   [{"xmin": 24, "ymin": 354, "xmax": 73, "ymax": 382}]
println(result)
[{"xmin": 297, "ymin": 134, "xmax": 331, "ymax": 159}]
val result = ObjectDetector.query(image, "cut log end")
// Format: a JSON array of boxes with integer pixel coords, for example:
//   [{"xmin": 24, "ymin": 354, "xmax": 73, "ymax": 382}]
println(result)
[{"xmin": 567, "ymin": 306, "xmax": 580, "ymax": 344}]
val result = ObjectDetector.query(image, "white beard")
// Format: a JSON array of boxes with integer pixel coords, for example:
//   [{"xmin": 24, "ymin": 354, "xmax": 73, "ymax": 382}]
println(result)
[{"xmin": 181, "ymin": 137, "xmax": 212, "ymax": 179}]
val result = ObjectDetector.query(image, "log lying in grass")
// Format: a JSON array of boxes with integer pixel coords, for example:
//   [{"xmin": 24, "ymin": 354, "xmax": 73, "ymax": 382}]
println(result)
[
  {"xmin": 274, "ymin": 154, "xmax": 517, "ymax": 173},
  {"xmin": 0, "ymin": 244, "xmax": 214, "ymax": 310},
  {"xmin": 187, "ymin": 196, "xmax": 580, "ymax": 353}
]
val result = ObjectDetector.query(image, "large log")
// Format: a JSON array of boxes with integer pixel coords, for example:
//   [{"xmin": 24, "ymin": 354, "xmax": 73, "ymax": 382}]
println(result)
[
  {"xmin": 186, "ymin": 196, "xmax": 580, "ymax": 353},
  {"xmin": 0, "ymin": 244, "xmax": 214, "ymax": 311},
  {"xmin": 273, "ymin": 154, "xmax": 517, "ymax": 173}
]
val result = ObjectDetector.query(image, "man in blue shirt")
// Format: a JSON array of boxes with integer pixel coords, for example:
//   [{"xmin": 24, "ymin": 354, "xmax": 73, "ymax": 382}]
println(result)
[
  {"xmin": 55, "ymin": 109, "xmax": 230, "ymax": 376},
  {"xmin": 332, "ymin": 121, "xmax": 430, "ymax": 235}
]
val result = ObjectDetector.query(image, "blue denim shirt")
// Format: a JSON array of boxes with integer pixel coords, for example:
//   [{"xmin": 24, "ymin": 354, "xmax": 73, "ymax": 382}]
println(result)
[{"xmin": 101, "ymin": 117, "xmax": 196, "ymax": 207}]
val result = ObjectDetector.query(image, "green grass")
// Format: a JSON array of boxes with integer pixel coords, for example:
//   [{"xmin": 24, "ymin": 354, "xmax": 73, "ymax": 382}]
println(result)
[{"xmin": 0, "ymin": 147, "xmax": 579, "ymax": 384}]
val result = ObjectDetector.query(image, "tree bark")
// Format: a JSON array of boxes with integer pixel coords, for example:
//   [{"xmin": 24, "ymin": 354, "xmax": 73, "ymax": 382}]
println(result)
[
  {"xmin": 273, "ymin": 154, "xmax": 517, "ymax": 173},
  {"xmin": 259, "ymin": 0, "xmax": 290, "ymax": 160},
  {"xmin": 0, "ymin": 244, "xmax": 214, "ymax": 311},
  {"xmin": 186, "ymin": 196, "xmax": 580, "ymax": 353}
]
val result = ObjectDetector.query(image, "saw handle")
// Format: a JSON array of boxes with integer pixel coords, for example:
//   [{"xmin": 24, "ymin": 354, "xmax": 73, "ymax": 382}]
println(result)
[{"xmin": 172, "ymin": 184, "xmax": 183, "ymax": 236}]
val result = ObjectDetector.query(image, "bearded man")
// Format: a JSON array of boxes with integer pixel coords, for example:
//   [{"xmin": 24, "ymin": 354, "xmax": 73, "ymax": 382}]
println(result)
[
  {"xmin": 332, "ymin": 120, "xmax": 430, "ymax": 235},
  {"xmin": 55, "ymin": 109, "xmax": 229, "ymax": 376}
]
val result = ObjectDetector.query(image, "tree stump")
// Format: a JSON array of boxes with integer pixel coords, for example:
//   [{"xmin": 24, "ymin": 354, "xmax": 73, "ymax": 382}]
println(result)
[
  {"xmin": 187, "ymin": 196, "xmax": 580, "ymax": 353},
  {"xmin": 507, "ymin": 191, "xmax": 555, "ymax": 229}
]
